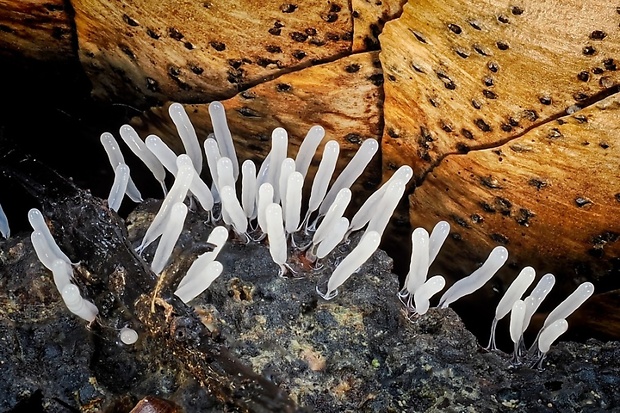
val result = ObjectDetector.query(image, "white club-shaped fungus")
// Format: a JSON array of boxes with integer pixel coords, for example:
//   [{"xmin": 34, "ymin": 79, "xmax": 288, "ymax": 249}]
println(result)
[
  {"xmin": 108, "ymin": 163, "xmax": 130, "ymax": 212},
  {"xmin": 534, "ymin": 319, "xmax": 569, "ymax": 369},
  {"xmin": 405, "ymin": 227, "xmax": 430, "ymax": 296},
  {"xmin": 294, "ymin": 125, "xmax": 325, "ymax": 179},
  {"xmin": 261, "ymin": 127, "xmax": 288, "ymax": 202},
  {"xmin": 265, "ymin": 203, "xmax": 288, "ymax": 275},
  {"xmin": 487, "ymin": 266, "xmax": 535, "ymax": 350},
  {"xmin": 318, "ymin": 138, "xmax": 378, "ymax": 216},
  {"xmin": 304, "ymin": 140, "xmax": 339, "ymax": 228},
  {"xmin": 174, "ymin": 261, "xmax": 224, "ymax": 304},
  {"xmin": 220, "ymin": 185, "xmax": 248, "ymax": 237},
  {"xmin": 365, "ymin": 179, "xmax": 406, "ymax": 239},
  {"xmin": 203, "ymin": 137, "xmax": 222, "ymax": 202},
  {"xmin": 217, "ymin": 157, "xmax": 236, "ymax": 190},
  {"xmin": 278, "ymin": 158, "xmax": 296, "ymax": 216},
  {"xmin": 509, "ymin": 300, "xmax": 526, "ymax": 361},
  {"xmin": 169, "ymin": 103, "xmax": 203, "ymax": 175},
  {"xmin": 284, "ymin": 172, "xmax": 303, "ymax": 235},
  {"xmin": 438, "ymin": 246, "xmax": 509, "ymax": 308},
  {"xmin": 100, "ymin": 132, "xmax": 142, "ymax": 202},
  {"xmin": 177, "ymin": 226, "xmax": 228, "ymax": 290},
  {"xmin": 312, "ymin": 188, "xmax": 351, "ymax": 246},
  {"xmin": 120, "ymin": 327, "xmax": 139, "ymax": 345},
  {"xmin": 315, "ymin": 217, "xmax": 349, "ymax": 260},
  {"xmin": 61, "ymin": 284, "xmax": 99, "ymax": 322},
  {"xmin": 0, "ymin": 202, "xmax": 9, "ymax": 239},
  {"xmin": 28, "ymin": 208, "xmax": 72, "ymax": 266},
  {"xmin": 540, "ymin": 281, "xmax": 594, "ymax": 330},
  {"xmin": 413, "ymin": 275, "xmax": 446, "ymax": 316},
  {"xmin": 429, "ymin": 220, "xmax": 450, "ymax": 264},
  {"xmin": 521, "ymin": 274, "xmax": 556, "ymax": 334},
  {"xmin": 257, "ymin": 183, "xmax": 274, "ymax": 235},
  {"xmin": 208, "ymin": 101, "xmax": 239, "ymax": 180},
  {"xmin": 151, "ymin": 202, "xmax": 188, "ymax": 275},
  {"xmin": 145, "ymin": 134, "xmax": 178, "ymax": 174},
  {"xmin": 241, "ymin": 160, "xmax": 257, "ymax": 219},
  {"xmin": 137, "ymin": 155, "xmax": 194, "ymax": 253},
  {"xmin": 317, "ymin": 230, "xmax": 381, "ymax": 300},
  {"xmin": 119, "ymin": 124, "xmax": 167, "ymax": 195},
  {"xmin": 51, "ymin": 258, "xmax": 73, "ymax": 293}
]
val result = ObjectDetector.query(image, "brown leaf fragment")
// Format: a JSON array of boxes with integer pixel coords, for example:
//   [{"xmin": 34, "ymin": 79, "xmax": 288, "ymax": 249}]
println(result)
[
  {"xmin": 380, "ymin": 0, "xmax": 620, "ymax": 180},
  {"xmin": 72, "ymin": 0, "xmax": 353, "ymax": 106},
  {"xmin": 410, "ymin": 92, "xmax": 620, "ymax": 302},
  {"xmin": 351, "ymin": 0, "xmax": 406, "ymax": 52},
  {"xmin": 0, "ymin": 0, "xmax": 74, "ymax": 61},
  {"xmin": 132, "ymin": 51, "xmax": 384, "ymax": 196}
]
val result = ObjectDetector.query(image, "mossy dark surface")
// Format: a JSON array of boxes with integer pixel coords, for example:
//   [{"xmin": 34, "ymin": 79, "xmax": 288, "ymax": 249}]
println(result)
[{"xmin": 1, "ymin": 200, "xmax": 619, "ymax": 412}]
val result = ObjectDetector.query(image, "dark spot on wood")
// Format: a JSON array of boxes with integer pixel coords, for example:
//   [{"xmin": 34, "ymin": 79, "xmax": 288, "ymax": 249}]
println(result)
[
  {"xmin": 511, "ymin": 6, "xmax": 524, "ymax": 15},
  {"xmin": 456, "ymin": 142, "xmax": 470, "ymax": 153},
  {"xmin": 341, "ymin": 31, "xmax": 353, "ymax": 41},
  {"xmin": 461, "ymin": 128, "xmax": 474, "ymax": 140},
  {"xmin": 573, "ymin": 114, "xmax": 587, "ymax": 123},
  {"xmin": 604, "ymin": 58, "xmax": 617, "ymax": 71},
  {"xmin": 257, "ymin": 57, "xmax": 282, "ymax": 68},
  {"xmin": 481, "ymin": 175, "xmax": 501, "ymax": 189},
  {"xmin": 468, "ymin": 20, "xmax": 482, "ymax": 30},
  {"xmin": 190, "ymin": 65, "xmax": 204, "ymax": 75},
  {"xmin": 280, "ymin": 4, "xmax": 298, "ymax": 13},
  {"xmin": 322, "ymin": 12, "xmax": 339, "ymax": 22},
  {"xmin": 496, "ymin": 41, "xmax": 509, "ymax": 50},
  {"xmin": 119, "ymin": 45, "xmax": 135, "ymax": 59},
  {"xmin": 387, "ymin": 128, "xmax": 399, "ymax": 138},
  {"xmin": 269, "ymin": 27, "xmax": 282, "ymax": 36},
  {"xmin": 388, "ymin": 74, "xmax": 397, "ymax": 82},
  {"xmin": 592, "ymin": 67, "xmax": 604, "ymax": 74},
  {"xmin": 456, "ymin": 48, "xmax": 470, "ymax": 58},
  {"xmin": 184, "ymin": 42, "xmax": 194, "ymax": 50},
  {"xmin": 168, "ymin": 27, "xmax": 184, "ymax": 41},
  {"xmin": 539, "ymin": 96, "xmax": 552, "ymax": 105},
  {"xmin": 210, "ymin": 41, "xmax": 226, "ymax": 51},
  {"xmin": 547, "ymin": 128, "xmax": 563, "ymax": 139},
  {"xmin": 600, "ymin": 76, "xmax": 614, "ymax": 88},
  {"xmin": 501, "ymin": 123, "xmax": 512, "ymax": 132},
  {"xmin": 448, "ymin": 23, "xmax": 462, "ymax": 34},
  {"xmin": 0, "ymin": 24, "xmax": 15, "ymax": 34},
  {"xmin": 330, "ymin": 4, "xmax": 342, "ymax": 12},
  {"xmin": 441, "ymin": 121, "xmax": 453, "ymax": 132},
  {"xmin": 495, "ymin": 197, "xmax": 512, "ymax": 215},
  {"xmin": 473, "ymin": 44, "xmax": 491, "ymax": 56},
  {"xmin": 292, "ymin": 50, "xmax": 306, "ymax": 60},
  {"xmin": 146, "ymin": 28, "xmax": 160, "ymax": 39},
  {"xmin": 266, "ymin": 45, "xmax": 282, "ymax": 53},
  {"xmin": 240, "ymin": 90, "xmax": 257, "ymax": 99},
  {"xmin": 480, "ymin": 201, "xmax": 496, "ymax": 213},
  {"xmin": 599, "ymin": 142, "xmax": 610, "ymax": 149},
  {"xmin": 451, "ymin": 233, "xmax": 463, "ymax": 241},
  {"xmin": 592, "ymin": 231, "xmax": 620, "ymax": 247},
  {"xmin": 475, "ymin": 118, "xmax": 492, "ymax": 132},
  {"xmin": 145, "ymin": 77, "xmax": 159, "ymax": 92},
  {"xmin": 583, "ymin": 45, "xmax": 596, "ymax": 56},
  {"xmin": 471, "ymin": 214, "xmax": 484, "ymax": 224},
  {"xmin": 575, "ymin": 197, "xmax": 593, "ymax": 208},
  {"xmin": 122, "ymin": 14, "xmax": 139, "ymax": 27},
  {"xmin": 345, "ymin": 133, "xmax": 362, "ymax": 144},
  {"xmin": 309, "ymin": 38, "xmax": 326, "ymax": 46},
  {"xmin": 577, "ymin": 71, "xmax": 590, "ymax": 81},
  {"xmin": 515, "ymin": 208, "xmax": 535, "ymax": 226},
  {"xmin": 483, "ymin": 77, "xmax": 494, "ymax": 87},
  {"xmin": 528, "ymin": 178, "xmax": 548, "ymax": 190},
  {"xmin": 590, "ymin": 30, "xmax": 607, "ymax": 40},
  {"xmin": 411, "ymin": 30, "xmax": 427, "ymax": 43},
  {"xmin": 490, "ymin": 233, "xmax": 510, "ymax": 244},
  {"xmin": 452, "ymin": 215, "xmax": 471, "ymax": 228},
  {"xmin": 483, "ymin": 90, "xmax": 497, "ymax": 99},
  {"xmin": 51, "ymin": 27, "xmax": 69, "ymax": 40},
  {"xmin": 326, "ymin": 32, "xmax": 340, "ymax": 41},
  {"xmin": 430, "ymin": 98, "xmax": 440, "ymax": 107},
  {"xmin": 305, "ymin": 27, "xmax": 317, "ymax": 36},
  {"xmin": 615, "ymin": 193, "xmax": 620, "ymax": 202},
  {"xmin": 498, "ymin": 15, "xmax": 509, "ymax": 23},
  {"xmin": 523, "ymin": 110, "xmax": 538, "ymax": 121},
  {"xmin": 237, "ymin": 107, "xmax": 260, "ymax": 118},
  {"xmin": 368, "ymin": 73, "xmax": 384, "ymax": 86},
  {"xmin": 276, "ymin": 83, "xmax": 292, "ymax": 92},
  {"xmin": 471, "ymin": 99, "xmax": 482, "ymax": 109},
  {"xmin": 488, "ymin": 61, "xmax": 499, "ymax": 72},
  {"xmin": 509, "ymin": 117, "xmax": 519, "ymax": 127},
  {"xmin": 412, "ymin": 63, "xmax": 425, "ymax": 73},
  {"xmin": 290, "ymin": 32, "xmax": 308, "ymax": 42},
  {"xmin": 345, "ymin": 63, "xmax": 360, "ymax": 73},
  {"xmin": 43, "ymin": 3, "xmax": 64, "ymax": 11}
]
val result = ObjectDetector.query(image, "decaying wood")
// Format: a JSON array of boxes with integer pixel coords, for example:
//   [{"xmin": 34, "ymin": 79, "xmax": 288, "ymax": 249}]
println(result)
[
  {"xmin": 379, "ymin": 0, "xmax": 620, "ymax": 180},
  {"xmin": 409, "ymin": 92, "xmax": 620, "ymax": 304},
  {"xmin": 351, "ymin": 0, "xmax": 406, "ymax": 52},
  {"xmin": 72, "ymin": 0, "xmax": 353, "ymax": 106},
  {"xmin": 0, "ymin": 0, "xmax": 74, "ymax": 61},
  {"xmin": 131, "ymin": 52, "xmax": 384, "ymax": 198}
]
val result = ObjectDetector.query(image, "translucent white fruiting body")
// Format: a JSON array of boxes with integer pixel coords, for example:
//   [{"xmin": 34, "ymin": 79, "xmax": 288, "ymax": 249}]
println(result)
[
  {"xmin": 295, "ymin": 125, "xmax": 325, "ymax": 179},
  {"xmin": 538, "ymin": 319, "xmax": 568, "ymax": 353},
  {"xmin": 319, "ymin": 138, "xmax": 378, "ymax": 215},
  {"xmin": 509, "ymin": 300, "xmax": 526, "ymax": 363},
  {"xmin": 405, "ymin": 227, "xmax": 430, "ymax": 295},
  {"xmin": 61, "ymin": 284, "xmax": 99, "ymax": 322},
  {"xmin": 241, "ymin": 160, "xmax": 257, "ymax": 219},
  {"xmin": 413, "ymin": 275, "xmax": 446, "ymax": 315},
  {"xmin": 203, "ymin": 137, "xmax": 222, "ymax": 201},
  {"xmin": 257, "ymin": 183, "xmax": 274, "ymax": 234},
  {"xmin": 51, "ymin": 258, "xmax": 73, "ymax": 293},
  {"xmin": 487, "ymin": 266, "xmax": 535, "ymax": 350},
  {"xmin": 429, "ymin": 221, "xmax": 450, "ymax": 264},
  {"xmin": 151, "ymin": 202, "xmax": 188, "ymax": 275},
  {"xmin": 145, "ymin": 134, "xmax": 178, "ymax": 174},
  {"xmin": 316, "ymin": 217, "xmax": 349, "ymax": 259},
  {"xmin": 209, "ymin": 101, "xmax": 239, "ymax": 180},
  {"xmin": 278, "ymin": 158, "xmax": 296, "ymax": 216},
  {"xmin": 365, "ymin": 179, "xmax": 405, "ymax": 238},
  {"xmin": 31, "ymin": 231, "xmax": 58, "ymax": 270},
  {"xmin": 0, "ymin": 202, "xmax": 9, "ymax": 238},
  {"xmin": 318, "ymin": 230, "xmax": 381, "ymax": 300},
  {"xmin": 220, "ymin": 186, "xmax": 248, "ymax": 236},
  {"xmin": 138, "ymin": 156, "xmax": 194, "ymax": 252},
  {"xmin": 313, "ymin": 188, "xmax": 351, "ymax": 246},
  {"xmin": 265, "ymin": 203, "xmax": 287, "ymax": 275},
  {"xmin": 120, "ymin": 327, "xmax": 139, "ymax": 345},
  {"xmin": 174, "ymin": 261, "xmax": 224, "ymax": 303},
  {"xmin": 438, "ymin": 246, "xmax": 509, "ymax": 308},
  {"xmin": 108, "ymin": 163, "xmax": 130, "ymax": 212},
  {"xmin": 177, "ymin": 226, "xmax": 228, "ymax": 290},
  {"xmin": 260, "ymin": 128, "xmax": 288, "ymax": 202},
  {"xmin": 100, "ymin": 132, "xmax": 142, "ymax": 202},
  {"xmin": 522, "ymin": 274, "xmax": 555, "ymax": 334},
  {"xmin": 217, "ymin": 157, "xmax": 236, "ymax": 190},
  {"xmin": 28, "ymin": 208, "xmax": 72, "ymax": 265},
  {"xmin": 304, "ymin": 140, "xmax": 339, "ymax": 225},
  {"xmin": 542, "ymin": 282, "xmax": 594, "ymax": 329},
  {"xmin": 119, "ymin": 124, "xmax": 167, "ymax": 194},
  {"xmin": 284, "ymin": 172, "xmax": 303, "ymax": 234},
  {"xmin": 348, "ymin": 165, "xmax": 413, "ymax": 233},
  {"xmin": 169, "ymin": 103, "xmax": 202, "ymax": 175}
]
